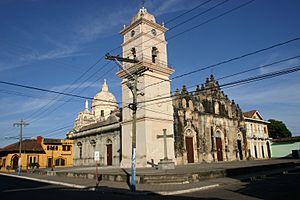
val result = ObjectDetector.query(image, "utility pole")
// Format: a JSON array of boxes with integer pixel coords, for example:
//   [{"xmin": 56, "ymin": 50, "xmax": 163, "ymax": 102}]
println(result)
[
  {"xmin": 105, "ymin": 53, "xmax": 147, "ymax": 192},
  {"xmin": 13, "ymin": 119, "xmax": 29, "ymax": 176}
]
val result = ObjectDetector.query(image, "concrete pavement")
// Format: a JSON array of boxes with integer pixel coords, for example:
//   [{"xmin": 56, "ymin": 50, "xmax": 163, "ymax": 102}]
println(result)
[{"xmin": 1, "ymin": 158, "xmax": 299, "ymax": 195}]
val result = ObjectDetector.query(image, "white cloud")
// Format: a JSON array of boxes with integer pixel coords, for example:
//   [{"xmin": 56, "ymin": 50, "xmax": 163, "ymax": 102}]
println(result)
[
  {"xmin": 259, "ymin": 55, "xmax": 300, "ymax": 75},
  {"xmin": 146, "ymin": 0, "xmax": 199, "ymax": 16}
]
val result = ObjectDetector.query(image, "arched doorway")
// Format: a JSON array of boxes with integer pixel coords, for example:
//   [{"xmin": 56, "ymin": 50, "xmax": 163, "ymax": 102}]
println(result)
[
  {"xmin": 215, "ymin": 131, "xmax": 223, "ymax": 161},
  {"xmin": 185, "ymin": 137, "xmax": 194, "ymax": 163},
  {"xmin": 11, "ymin": 154, "xmax": 19, "ymax": 169},
  {"xmin": 106, "ymin": 139, "xmax": 112, "ymax": 166},
  {"xmin": 184, "ymin": 127, "xmax": 196, "ymax": 164}
]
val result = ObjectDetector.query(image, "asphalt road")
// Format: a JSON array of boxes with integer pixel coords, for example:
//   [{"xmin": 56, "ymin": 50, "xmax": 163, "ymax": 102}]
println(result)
[
  {"xmin": 182, "ymin": 167, "xmax": 300, "ymax": 200},
  {"xmin": 1, "ymin": 168, "xmax": 300, "ymax": 200}
]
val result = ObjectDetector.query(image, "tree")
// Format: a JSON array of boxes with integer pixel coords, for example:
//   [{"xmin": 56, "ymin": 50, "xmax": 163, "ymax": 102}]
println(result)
[{"xmin": 268, "ymin": 119, "xmax": 292, "ymax": 139}]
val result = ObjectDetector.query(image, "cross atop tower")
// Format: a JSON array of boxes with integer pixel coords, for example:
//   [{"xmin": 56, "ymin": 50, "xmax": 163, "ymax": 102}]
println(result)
[{"xmin": 141, "ymin": 0, "xmax": 146, "ymax": 8}]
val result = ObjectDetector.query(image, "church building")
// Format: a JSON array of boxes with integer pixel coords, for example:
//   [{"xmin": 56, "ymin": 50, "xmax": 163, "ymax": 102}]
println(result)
[
  {"xmin": 173, "ymin": 75, "xmax": 247, "ymax": 164},
  {"xmin": 67, "ymin": 7, "xmax": 270, "ymax": 167},
  {"xmin": 68, "ymin": 80, "xmax": 121, "ymax": 166}
]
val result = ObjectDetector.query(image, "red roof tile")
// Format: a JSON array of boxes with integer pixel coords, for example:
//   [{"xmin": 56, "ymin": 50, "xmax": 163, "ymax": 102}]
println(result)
[
  {"xmin": 0, "ymin": 139, "xmax": 45, "ymax": 153},
  {"xmin": 243, "ymin": 110, "xmax": 257, "ymax": 118}
]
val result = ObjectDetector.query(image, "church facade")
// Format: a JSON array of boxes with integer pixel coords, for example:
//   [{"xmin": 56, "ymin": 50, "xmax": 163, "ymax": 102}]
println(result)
[
  {"xmin": 173, "ymin": 75, "xmax": 247, "ymax": 164},
  {"xmin": 67, "ymin": 81, "xmax": 121, "ymax": 166},
  {"xmin": 67, "ymin": 7, "xmax": 270, "ymax": 167}
]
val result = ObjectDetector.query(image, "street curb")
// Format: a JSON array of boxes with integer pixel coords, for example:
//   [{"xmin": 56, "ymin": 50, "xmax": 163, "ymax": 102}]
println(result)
[
  {"xmin": 0, "ymin": 172, "xmax": 220, "ymax": 196},
  {"xmin": 156, "ymin": 184, "xmax": 220, "ymax": 196},
  {"xmin": 0, "ymin": 173, "xmax": 87, "ymax": 189}
]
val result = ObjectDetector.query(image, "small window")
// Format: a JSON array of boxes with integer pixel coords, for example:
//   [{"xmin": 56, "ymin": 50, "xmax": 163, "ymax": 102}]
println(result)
[
  {"xmin": 131, "ymin": 48, "xmax": 136, "ymax": 59},
  {"xmin": 79, "ymin": 147, "xmax": 82, "ymax": 159},
  {"xmin": 62, "ymin": 145, "xmax": 71, "ymax": 151},
  {"xmin": 55, "ymin": 158, "xmax": 66, "ymax": 166},
  {"xmin": 264, "ymin": 127, "xmax": 267, "ymax": 133},
  {"xmin": 152, "ymin": 47, "xmax": 158, "ymax": 63},
  {"xmin": 101, "ymin": 110, "xmax": 104, "ymax": 117},
  {"xmin": 131, "ymin": 30, "xmax": 135, "ymax": 37}
]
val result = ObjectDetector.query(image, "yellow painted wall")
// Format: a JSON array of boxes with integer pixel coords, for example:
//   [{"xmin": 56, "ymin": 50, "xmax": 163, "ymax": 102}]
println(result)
[
  {"xmin": 0, "ymin": 138, "xmax": 73, "ymax": 172},
  {"xmin": 41, "ymin": 139, "xmax": 73, "ymax": 168}
]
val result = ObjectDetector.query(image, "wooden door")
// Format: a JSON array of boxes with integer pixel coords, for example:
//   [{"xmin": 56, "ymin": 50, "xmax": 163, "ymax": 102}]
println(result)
[
  {"xmin": 237, "ymin": 140, "xmax": 243, "ymax": 160},
  {"xmin": 48, "ymin": 158, "xmax": 52, "ymax": 168},
  {"xmin": 216, "ymin": 137, "xmax": 223, "ymax": 161},
  {"xmin": 185, "ymin": 137, "xmax": 194, "ymax": 163},
  {"xmin": 106, "ymin": 144, "xmax": 112, "ymax": 166}
]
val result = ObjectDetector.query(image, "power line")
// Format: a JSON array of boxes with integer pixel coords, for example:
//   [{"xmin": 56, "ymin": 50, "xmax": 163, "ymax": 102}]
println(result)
[
  {"xmin": 11, "ymin": 1, "xmax": 239, "ymax": 124},
  {"xmin": 118, "ymin": 0, "xmax": 231, "ymax": 58},
  {"xmin": 106, "ymin": 0, "xmax": 215, "ymax": 56},
  {"xmin": 31, "ymin": 64, "xmax": 300, "ymax": 142},
  {"xmin": 137, "ymin": 65, "xmax": 300, "ymax": 107},
  {"xmin": 140, "ymin": 37, "xmax": 300, "ymax": 91},
  {"xmin": 0, "ymin": 89, "xmax": 81, "ymax": 102},
  {"xmin": 25, "ymin": 61, "xmax": 114, "ymax": 123},
  {"xmin": 0, "ymin": 80, "xmax": 119, "ymax": 104},
  {"xmin": 24, "ymin": 0, "xmax": 218, "ymax": 122},
  {"xmin": 139, "ymin": 54, "xmax": 300, "ymax": 102}
]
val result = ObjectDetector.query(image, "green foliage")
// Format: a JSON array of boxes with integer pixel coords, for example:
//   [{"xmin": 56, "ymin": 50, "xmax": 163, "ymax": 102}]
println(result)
[{"xmin": 268, "ymin": 119, "xmax": 292, "ymax": 139}]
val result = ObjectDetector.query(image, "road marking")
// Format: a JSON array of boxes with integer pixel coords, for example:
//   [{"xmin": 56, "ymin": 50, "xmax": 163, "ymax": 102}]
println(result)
[
  {"xmin": 0, "ymin": 173, "xmax": 87, "ymax": 189},
  {"xmin": 156, "ymin": 184, "xmax": 220, "ymax": 195}
]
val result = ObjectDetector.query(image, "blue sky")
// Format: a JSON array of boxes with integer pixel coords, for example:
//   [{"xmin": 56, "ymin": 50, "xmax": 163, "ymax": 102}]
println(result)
[{"xmin": 0, "ymin": 0, "xmax": 300, "ymax": 147}]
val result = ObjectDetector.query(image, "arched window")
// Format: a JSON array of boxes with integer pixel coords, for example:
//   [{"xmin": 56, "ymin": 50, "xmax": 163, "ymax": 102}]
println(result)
[
  {"xmin": 152, "ymin": 47, "xmax": 158, "ymax": 63},
  {"xmin": 131, "ymin": 48, "xmax": 136, "ymax": 59}
]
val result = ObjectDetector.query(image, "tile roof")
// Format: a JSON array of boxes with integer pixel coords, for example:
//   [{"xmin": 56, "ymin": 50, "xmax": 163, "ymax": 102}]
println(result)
[
  {"xmin": 243, "ymin": 110, "xmax": 257, "ymax": 118},
  {"xmin": 0, "ymin": 139, "xmax": 45, "ymax": 153}
]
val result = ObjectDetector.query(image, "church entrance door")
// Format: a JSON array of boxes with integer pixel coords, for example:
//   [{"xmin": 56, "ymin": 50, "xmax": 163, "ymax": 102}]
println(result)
[
  {"xmin": 216, "ymin": 137, "xmax": 223, "ymax": 161},
  {"xmin": 237, "ymin": 140, "xmax": 243, "ymax": 160},
  {"xmin": 106, "ymin": 144, "xmax": 112, "ymax": 166},
  {"xmin": 185, "ymin": 137, "xmax": 194, "ymax": 163}
]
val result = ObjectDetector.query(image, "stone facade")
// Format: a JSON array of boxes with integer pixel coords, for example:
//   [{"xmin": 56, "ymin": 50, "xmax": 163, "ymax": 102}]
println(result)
[{"xmin": 173, "ymin": 75, "xmax": 247, "ymax": 164}]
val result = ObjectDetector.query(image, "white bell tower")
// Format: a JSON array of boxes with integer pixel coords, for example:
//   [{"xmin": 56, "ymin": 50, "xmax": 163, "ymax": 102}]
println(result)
[{"xmin": 117, "ymin": 7, "xmax": 175, "ymax": 167}]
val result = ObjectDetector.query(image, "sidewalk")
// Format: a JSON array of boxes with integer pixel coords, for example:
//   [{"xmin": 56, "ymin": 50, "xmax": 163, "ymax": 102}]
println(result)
[
  {"xmin": 0, "ymin": 172, "xmax": 234, "ymax": 195},
  {"xmin": 33, "ymin": 158, "xmax": 300, "ymax": 184},
  {"xmin": 1, "ymin": 158, "xmax": 299, "ymax": 195}
]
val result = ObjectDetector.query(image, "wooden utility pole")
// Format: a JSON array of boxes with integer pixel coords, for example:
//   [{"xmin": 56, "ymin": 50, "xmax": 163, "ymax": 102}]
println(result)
[
  {"xmin": 106, "ymin": 53, "xmax": 147, "ymax": 192},
  {"xmin": 13, "ymin": 119, "xmax": 29, "ymax": 175}
]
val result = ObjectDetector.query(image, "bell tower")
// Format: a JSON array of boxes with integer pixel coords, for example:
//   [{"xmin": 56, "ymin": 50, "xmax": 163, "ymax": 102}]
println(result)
[{"xmin": 117, "ymin": 7, "xmax": 175, "ymax": 167}]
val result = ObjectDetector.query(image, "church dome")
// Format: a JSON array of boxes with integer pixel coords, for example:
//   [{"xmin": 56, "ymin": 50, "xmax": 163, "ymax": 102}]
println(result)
[{"xmin": 92, "ymin": 80, "xmax": 118, "ymax": 120}]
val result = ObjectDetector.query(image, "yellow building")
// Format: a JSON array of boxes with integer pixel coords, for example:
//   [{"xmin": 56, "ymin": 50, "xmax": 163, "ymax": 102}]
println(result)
[{"xmin": 0, "ymin": 136, "xmax": 73, "ymax": 172}]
